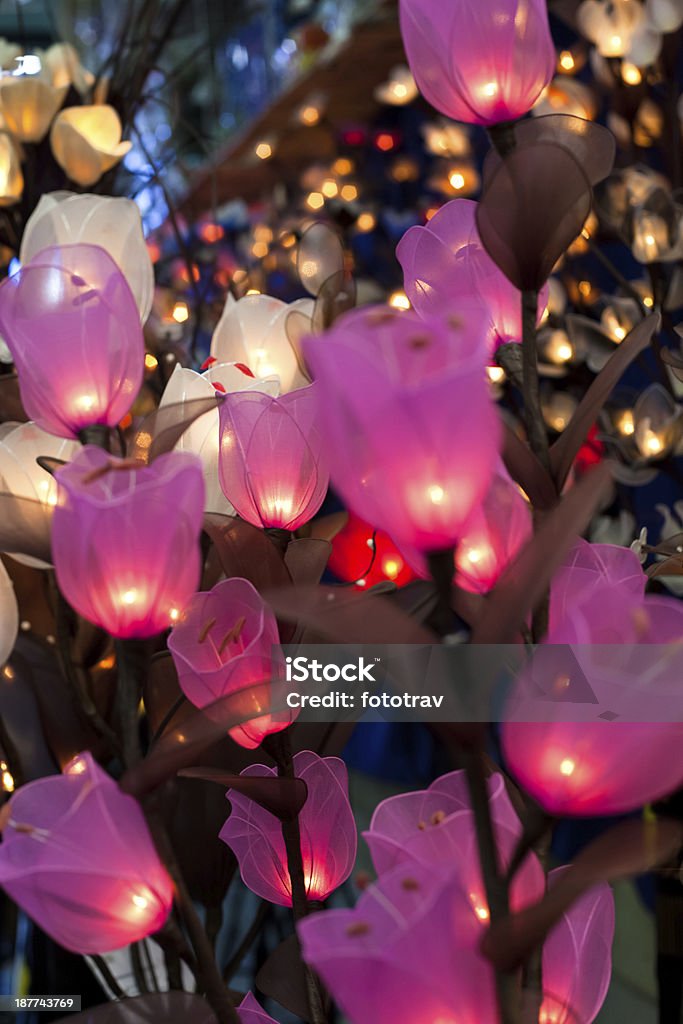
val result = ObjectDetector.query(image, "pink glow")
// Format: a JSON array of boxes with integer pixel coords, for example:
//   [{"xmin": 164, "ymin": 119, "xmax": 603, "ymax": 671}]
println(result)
[
  {"xmin": 397, "ymin": 199, "xmax": 549, "ymax": 356},
  {"xmin": 303, "ymin": 305, "xmax": 500, "ymax": 552},
  {"xmin": 168, "ymin": 577, "xmax": 295, "ymax": 749},
  {"xmin": 0, "ymin": 752, "xmax": 172, "ymax": 953},
  {"xmin": 219, "ymin": 751, "xmax": 357, "ymax": 906},
  {"xmin": 399, "ymin": 0, "xmax": 555, "ymax": 126},
  {"xmin": 0, "ymin": 244, "xmax": 143, "ymax": 439},
  {"xmin": 218, "ymin": 384, "xmax": 329, "ymax": 531},
  {"xmin": 53, "ymin": 446, "xmax": 204, "ymax": 638}
]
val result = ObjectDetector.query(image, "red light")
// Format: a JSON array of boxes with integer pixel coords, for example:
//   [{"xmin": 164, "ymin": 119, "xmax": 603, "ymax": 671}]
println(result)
[
  {"xmin": 341, "ymin": 129, "xmax": 365, "ymax": 146},
  {"xmin": 328, "ymin": 511, "xmax": 416, "ymax": 588},
  {"xmin": 375, "ymin": 132, "xmax": 397, "ymax": 152}
]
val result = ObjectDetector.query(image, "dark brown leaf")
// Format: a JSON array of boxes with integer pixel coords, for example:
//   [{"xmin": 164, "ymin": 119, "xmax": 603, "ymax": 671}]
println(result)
[
  {"xmin": 203, "ymin": 514, "xmax": 292, "ymax": 592},
  {"xmin": 501, "ymin": 420, "xmax": 557, "ymax": 509},
  {"xmin": 256, "ymin": 933, "xmax": 311, "ymax": 1022},
  {"xmin": 285, "ymin": 537, "xmax": 331, "ymax": 585}
]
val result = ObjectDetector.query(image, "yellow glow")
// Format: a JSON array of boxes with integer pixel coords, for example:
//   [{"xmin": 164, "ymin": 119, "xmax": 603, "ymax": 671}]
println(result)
[
  {"xmin": 321, "ymin": 179, "xmax": 338, "ymax": 198},
  {"xmin": 621, "ymin": 62, "xmax": 642, "ymax": 85},
  {"xmin": 558, "ymin": 50, "xmax": 575, "ymax": 72},
  {"xmin": 357, "ymin": 212, "xmax": 376, "ymax": 232},
  {"xmin": 252, "ymin": 241, "xmax": 268, "ymax": 258},
  {"xmin": 610, "ymin": 34, "xmax": 623, "ymax": 51},
  {"xmin": 616, "ymin": 409, "xmax": 635, "ymax": 436},
  {"xmin": 66, "ymin": 757, "xmax": 87, "ymax": 775},
  {"xmin": 480, "ymin": 81, "xmax": 498, "ymax": 97},
  {"xmin": 333, "ymin": 157, "xmax": 354, "ymax": 175},
  {"xmin": 389, "ymin": 290, "xmax": 410, "ymax": 310},
  {"xmin": 306, "ymin": 191, "xmax": 325, "ymax": 210},
  {"xmin": 578, "ymin": 280, "xmax": 593, "ymax": 299},
  {"xmin": 255, "ymin": 141, "xmax": 272, "ymax": 160},
  {"xmin": 172, "ymin": 300, "xmax": 189, "ymax": 323},
  {"xmin": 1, "ymin": 764, "xmax": 14, "ymax": 792},
  {"xmin": 131, "ymin": 893, "xmax": 149, "ymax": 909},
  {"xmin": 643, "ymin": 295, "xmax": 654, "ymax": 308},
  {"xmin": 169, "ymin": 607, "xmax": 180, "ymax": 622},
  {"xmin": 466, "ymin": 548, "xmax": 482, "ymax": 564},
  {"xmin": 300, "ymin": 105, "xmax": 320, "ymax": 126},
  {"xmin": 341, "ymin": 183, "xmax": 358, "ymax": 201},
  {"xmin": 469, "ymin": 891, "xmax": 490, "ymax": 922},
  {"xmin": 270, "ymin": 497, "xmax": 293, "ymax": 517},
  {"xmin": 2, "ymin": 666, "xmax": 14, "ymax": 679},
  {"xmin": 428, "ymin": 484, "xmax": 445, "ymax": 505},
  {"xmin": 449, "ymin": 171, "xmax": 465, "ymax": 190},
  {"xmin": 246, "ymin": 288, "xmax": 261, "ymax": 295},
  {"xmin": 120, "ymin": 589, "xmax": 139, "ymax": 606},
  {"xmin": 144, "ymin": 352, "xmax": 158, "ymax": 370},
  {"xmin": 644, "ymin": 431, "xmax": 664, "ymax": 455},
  {"xmin": 76, "ymin": 394, "xmax": 96, "ymax": 412},
  {"xmin": 37, "ymin": 478, "xmax": 57, "ymax": 508},
  {"xmin": 559, "ymin": 758, "xmax": 576, "ymax": 777},
  {"xmin": 546, "ymin": 331, "xmax": 574, "ymax": 364},
  {"xmin": 487, "ymin": 365, "xmax": 505, "ymax": 384},
  {"xmin": 382, "ymin": 557, "xmax": 402, "ymax": 580},
  {"xmin": 613, "ymin": 326, "xmax": 626, "ymax": 341}
]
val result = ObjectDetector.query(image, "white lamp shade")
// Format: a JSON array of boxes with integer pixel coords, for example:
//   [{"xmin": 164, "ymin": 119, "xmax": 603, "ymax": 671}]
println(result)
[
  {"xmin": 0, "ymin": 558, "xmax": 18, "ymax": 666},
  {"xmin": 50, "ymin": 105, "xmax": 131, "ymax": 187}
]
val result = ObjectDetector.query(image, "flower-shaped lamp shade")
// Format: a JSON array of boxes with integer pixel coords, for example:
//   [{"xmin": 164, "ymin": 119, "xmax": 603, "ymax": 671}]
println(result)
[
  {"xmin": 211, "ymin": 293, "xmax": 314, "ymax": 393},
  {"xmin": 0, "ymin": 132, "xmax": 23, "ymax": 206},
  {"xmin": 0, "ymin": 752, "xmax": 173, "ymax": 953},
  {"xmin": 21, "ymin": 193, "xmax": 154, "ymax": 324},
  {"xmin": 549, "ymin": 538, "xmax": 646, "ymax": 634},
  {"xmin": 577, "ymin": 0, "xmax": 645, "ymax": 56},
  {"xmin": 50, "ymin": 105, "xmax": 131, "ymax": 187},
  {"xmin": 52, "ymin": 447, "xmax": 205, "ymax": 639},
  {"xmin": 160, "ymin": 363, "xmax": 279, "ymax": 516},
  {"xmin": 0, "ymin": 77, "xmax": 68, "ymax": 142},
  {"xmin": 0, "ymin": 421, "xmax": 80, "ymax": 568},
  {"xmin": 168, "ymin": 577, "xmax": 294, "ymax": 749},
  {"xmin": 0, "ymin": 557, "xmax": 18, "ymax": 665},
  {"xmin": 0, "ymin": 244, "xmax": 144, "ymax": 439},
  {"xmin": 237, "ymin": 993, "xmax": 279, "ymax": 1024},
  {"xmin": 303, "ymin": 305, "xmax": 500, "ymax": 552},
  {"xmin": 41, "ymin": 43, "xmax": 95, "ymax": 95},
  {"xmin": 397, "ymin": 199, "xmax": 549, "ymax": 356},
  {"xmin": 220, "ymin": 751, "xmax": 357, "ymax": 906},
  {"xmin": 218, "ymin": 384, "xmax": 329, "ymax": 531},
  {"xmin": 399, "ymin": 0, "xmax": 556, "ymax": 126}
]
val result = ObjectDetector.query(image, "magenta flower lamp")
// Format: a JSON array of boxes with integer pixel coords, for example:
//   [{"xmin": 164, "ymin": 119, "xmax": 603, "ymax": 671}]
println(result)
[
  {"xmin": 303, "ymin": 305, "xmax": 500, "ymax": 552},
  {"xmin": 399, "ymin": 0, "xmax": 556, "ymax": 126},
  {"xmin": 168, "ymin": 577, "xmax": 294, "ymax": 749},
  {"xmin": 237, "ymin": 993, "xmax": 279, "ymax": 1024},
  {"xmin": 396, "ymin": 199, "xmax": 549, "ymax": 356},
  {"xmin": 218, "ymin": 384, "xmax": 329, "ymax": 531},
  {"xmin": 220, "ymin": 751, "xmax": 357, "ymax": 906},
  {"xmin": 0, "ymin": 244, "xmax": 144, "ymax": 440},
  {"xmin": 0, "ymin": 752, "xmax": 172, "ymax": 953},
  {"xmin": 52, "ymin": 446, "xmax": 205, "ymax": 638}
]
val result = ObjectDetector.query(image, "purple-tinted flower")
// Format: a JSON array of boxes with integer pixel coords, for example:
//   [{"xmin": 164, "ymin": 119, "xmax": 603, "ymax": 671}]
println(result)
[
  {"xmin": 237, "ymin": 992, "xmax": 279, "ymax": 1024},
  {"xmin": 220, "ymin": 751, "xmax": 357, "ymax": 906},
  {"xmin": 53, "ymin": 446, "xmax": 204, "ymax": 639},
  {"xmin": 396, "ymin": 199, "xmax": 549, "ymax": 356},
  {"xmin": 303, "ymin": 306, "xmax": 500, "ymax": 552},
  {"xmin": 503, "ymin": 576, "xmax": 683, "ymax": 816},
  {"xmin": 168, "ymin": 578, "xmax": 294, "ymax": 750},
  {"xmin": 218, "ymin": 384, "xmax": 328, "ymax": 531},
  {"xmin": 363, "ymin": 770, "xmax": 544, "ymax": 926},
  {"xmin": 0, "ymin": 753, "xmax": 172, "ymax": 954},
  {"xmin": 0, "ymin": 244, "xmax": 143, "ymax": 439},
  {"xmin": 549, "ymin": 538, "xmax": 647, "ymax": 635},
  {"xmin": 299, "ymin": 858, "xmax": 613, "ymax": 1024},
  {"xmin": 399, "ymin": 0, "xmax": 556, "ymax": 126}
]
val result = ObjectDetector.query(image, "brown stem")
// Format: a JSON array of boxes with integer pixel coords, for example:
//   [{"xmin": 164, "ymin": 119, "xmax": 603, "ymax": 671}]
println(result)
[
  {"xmin": 426, "ymin": 547, "xmax": 455, "ymax": 638},
  {"xmin": 488, "ymin": 121, "xmax": 518, "ymax": 158},
  {"xmin": 77, "ymin": 425, "xmax": 112, "ymax": 451},
  {"xmin": 521, "ymin": 289, "xmax": 549, "ymax": 471},
  {"xmin": 463, "ymin": 748, "xmax": 522, "ymax": 1024},
  {"xmin": 265, "ymin": 731, "xmax": 328, "ymax": 1024},
  {"xmin": 114, "ymin": 639, "xmax": 147, "ymax": 768}
]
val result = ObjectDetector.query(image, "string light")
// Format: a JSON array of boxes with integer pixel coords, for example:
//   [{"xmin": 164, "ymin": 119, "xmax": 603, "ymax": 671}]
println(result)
[
  {"xmin": 172, "ymin": 300, "xmax": 189, "ymax": 324},
  {"xmin": 388, "ymin": 290, "xmax": 410, "ymax": 310},
  {"xmin": 254, "ymin": 140, "xmax": 273, "ymax": 160}
]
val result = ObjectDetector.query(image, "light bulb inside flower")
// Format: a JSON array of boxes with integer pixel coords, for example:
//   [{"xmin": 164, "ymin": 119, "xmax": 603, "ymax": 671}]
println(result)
[
  {"xmin": 616, "ymin": 409, "xmax": 635, "ymax": 436},
  {"xmin": 545, "ymin": 331, "xmax": 574, "ymax": 365},
  {"xmin": 559, "ymin": 758, "xmax": 576, "ymax": 777},
  {"xmin": 428, "ymin": 485, "xmax": 445, "ymax": 505},
  {"xmin": 480, "ymin": 81, "xmax": 498, "ymax": 98}
]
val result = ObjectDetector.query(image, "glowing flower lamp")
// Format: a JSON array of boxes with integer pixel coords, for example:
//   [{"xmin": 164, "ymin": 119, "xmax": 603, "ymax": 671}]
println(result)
[
  {"xmin": 303, "ymin": 305, "xmax": 500, "ymax": 552},
  {"xmin": 0, "ymin": 244, "xmax": 144, "ymax": 440},
  {"xmin": 211, "ymin": 293, "xmax": 314, "ymax": 393},
  {"xmin": 396, "ymin": 199, "xmax": 548, "ymax": 356},
  {"xmin": 399, "ymin": 0, "xmax": 555, "ymax": 126},
  {"xmin": 50, "ymin": 105, "xmax": 131, "ymax": 187},
  {"xmin": 160, "ymin": 362, "xmax": 278, "ymax": 516},
  {"xmin": 549, "ymin": 539, "xmax": 646, "ymax": 634},
  {"xmin": 0, "ymin": 132, "xmax": 22, "ymax": 205},
  {"xmin": 578, "ymin": 0, "xmax": 645, "ymax": 56},
  {"xmin": 218, "ymin": 384, "xmax": 328, "ymax": 532},
  {"xmin": 41, "ymin": 43, "xmax": 94, "ymax": 95},
  {"xmin": 52, "ymin": 446, "xmax": 204, "ymax": 639},
  {"xmin": 220, "ymin": 751, "xmax": 356, "ymax": 906},
  {"xmin": 168, "ymin": 578, "xmax": 294, "ymax": 750},
  {"xmin": 0, "ymin": 421, "xmax": 80, "ymax": 569},
  {"xmin": 0, "ymin": 752, "xmax": 172, "ymax": 953},
  {"xmin": 328, "ymin": 511, "xmax": 417, "ymax": 589},
  {"xmin": 0, "ymin": 76, "xmax": 68, "ymax": 142},
  {"xmin": 0, "ymin": 558, "xmax": 18, "ymax": 666},
  {"xmin": 21, "ymin": 193, "xmax": 154, "ymax": 324}
]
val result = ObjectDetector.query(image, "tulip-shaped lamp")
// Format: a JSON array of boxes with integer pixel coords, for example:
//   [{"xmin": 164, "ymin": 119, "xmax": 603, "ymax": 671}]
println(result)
[
  {"xmin": 399, "ymin": 0, "xmax": 556, "ymax": 126},
  {"xmin": 0, "ymin": 76, "xmax": 68, "ymax": 142},
  {"xmin": 52, "ymin": 446, "xmax": 204, "ymax": 638},
  {"xmin": 218, "ymin": 383, "xmax": 328, "ymax": 531},
  {"xmin": 303, "ymin": 306, "xmax": 500, "ymax": 552},
  {"xmin": 0, "ymin": 244, "xmax": 144, "ymax": 440},
  {"xmin": 50, "ymin": 105, "xmax": 132, "ymax": 187},
  {"xmin": 0, "ymin": 752, "xmax": 172, "ymax": 953},
  {"xmin": 168, "ymin": 577, "xmax": 294, "ymax": 749},
  {"xmin": 220, "ymin": 751, "xmax": 357, "ymax": 905},
  {"xmin": 21, "ymin": 192, "xmax": 154, "ymax": 324}
]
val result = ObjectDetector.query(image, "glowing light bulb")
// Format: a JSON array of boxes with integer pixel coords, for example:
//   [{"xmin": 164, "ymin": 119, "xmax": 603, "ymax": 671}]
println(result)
[
  {"xmin": 449, "ymin": 171, "xmax": 465, "ymax": 190},
  {"xmin": 306, "ymin": 191, "xmax": 325, "ymax": 210},
  {"xmin": 172, "ymin": 300, "xmax": 189, "ymax": 324},
  {"xmin": 389, "ymin": 290, "xmax": 410, "ymax": 310},
  {"xmin": 468, "ymin": 892, "xmax": 490, "ymax": 922},
  {"xmin": 487, "ymin": 365, "xmax": 505, "ymax": 384},
  {"xmin": 357, "ymin": 212, "xmax": 376, "ymax": 232},
  {"xmin": 66, "ymin": 757, "xmax": 87, "ymax": 775},
  {"xmin": 428, "ymin": 484, "xmax": 445, "ymax": 505},
  {"xmin": 466, "ymin": 548, "xmax": 482, "ymax": 564},
  {"xmin": 144, "ymin": 352, "xmax": 158, "ymax": 370},
  {"xmin": 340, "ymin": 183, "xmax": 358, "ymax": 201},
  {"xmin": 480, "ymin": 81, "xmax": 498, "ymax": 98},
  {"xmin": 644, "ymin": 432, "xmax": 664, "ymax": 455},
  {"xmin": 255, "ymin": 141, "xmax": 272, "ymax": 160},
  {"xmin": 545, "ymin": 331, "xmax": 574, "ymax": 365},
  {"xmin": 382, "ymin": 557, "xmax": 402, "ymax": 579},
  {"xmin": 131, "ymin": 893, "xmax": 149, "ymax": 910},
  {"xmin": 621, "ymin": 62, "xmax": 642, "ymax": 85},
  {"xmin": 321, "ymin": 179, "xmax": 338, "ymax": 198},
  {"xmin": 1, "ymin": 761, "xmax": 14, "ymax": 792},
  {"xmin": 169, "ymin": 607, "xmax": 180, "ymax": 622},
  {"xmin": 76, "ymin": 394, "xmax": 96, "ymax": 412},
  {"xmin": 558, "ymin": 50, "xmax": 575, "ymax": 72},
  {"xmin": 121, "ymin": 589, "xmax": 139, "ymax": 606},
  {"xmin": 559, "ymin": 758, "xmax": 576, "ymax": 777}
]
